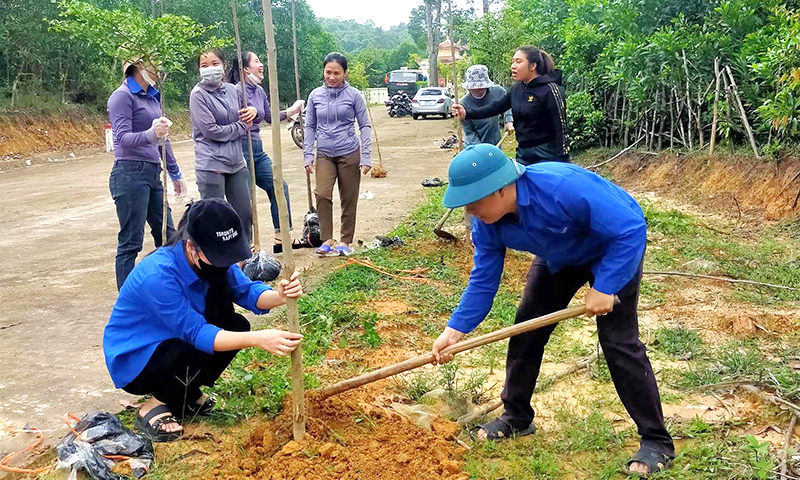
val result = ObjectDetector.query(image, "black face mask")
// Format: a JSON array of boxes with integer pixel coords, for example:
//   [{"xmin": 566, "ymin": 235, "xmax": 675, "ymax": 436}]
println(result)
[{"xmin": 195, "ymin": 258, "xmax": 229, "ymax": 281}]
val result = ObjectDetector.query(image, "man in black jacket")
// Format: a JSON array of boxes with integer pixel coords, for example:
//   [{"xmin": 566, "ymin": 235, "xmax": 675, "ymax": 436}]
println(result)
[{"xmin": 453, "ymin": 47, "xmax": 569, "ymax": 165}]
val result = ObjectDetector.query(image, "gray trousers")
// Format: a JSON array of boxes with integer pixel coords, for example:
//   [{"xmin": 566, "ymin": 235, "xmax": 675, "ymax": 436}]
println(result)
[{"xmin": 196, "ymin": 167, "xmax": 253, "ymax": 243}]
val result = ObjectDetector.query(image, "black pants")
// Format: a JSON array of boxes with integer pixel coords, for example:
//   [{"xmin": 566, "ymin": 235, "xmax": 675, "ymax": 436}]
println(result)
[
  {"xmin": 123, "ymin": 312, "xmax": 250, "ymax": 416},
  {"xmin": 500, "ymin": 255, "xmax": 674, "ymax": 456}
]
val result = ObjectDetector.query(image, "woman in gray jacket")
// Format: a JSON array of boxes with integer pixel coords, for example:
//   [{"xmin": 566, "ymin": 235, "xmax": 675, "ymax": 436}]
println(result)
[
  {"xmin": 189, "ymin": 49, "xmax": 257, "ymax": 243},
  {"xmin": 303, "ymin": 52, "xmax": 371, "ymax": 256}
]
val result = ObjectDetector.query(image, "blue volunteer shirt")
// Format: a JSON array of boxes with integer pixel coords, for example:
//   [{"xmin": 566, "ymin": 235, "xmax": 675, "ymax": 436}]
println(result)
[
  {"xmin": 103, "ymin": 241, "xmax": 271, "ymax": 388},
  {"xmin": 448, "ymin": 162, "xmax": 647, "ymax": 334}
]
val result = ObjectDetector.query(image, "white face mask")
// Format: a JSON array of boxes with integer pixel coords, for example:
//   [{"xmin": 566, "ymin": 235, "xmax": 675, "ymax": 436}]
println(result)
[
  {"xmin": 199, "ymin": 66, "xmax": 225, "ymax": 87},
  {"xmin": 246, "ymin": 72, "xmax": 261, "ymax": 85},
  {"xmin": 471, "ymin": 89, "xmax": 487, "ymax": 99},
  {"xmin": 141, "ymin": 69, "xmax": 157, "ymax": 88}
]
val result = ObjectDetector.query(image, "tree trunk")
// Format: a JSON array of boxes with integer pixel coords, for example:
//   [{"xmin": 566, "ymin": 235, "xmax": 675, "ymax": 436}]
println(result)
[
  {"xmin": 710, "ymin": 57, "xmax": 721, "ymax": 155},
  {"xmin": 696, "ymin": 88, "xmax": 704, "ymax": 147},
  {"xmin": 682, "ymin": 50, "xmax": 694, "ymax": 150},
  {"xmin": 669, "ymin": 89, "xmax": 675, "ymax": 151},
  {"xmin": 649, "ymin": 102, "xmax": 657, "ymax": 150},
  {"xmin": 425, "ymin": 1, "xmax": 439, "ymax": 87},
  {"xmin": 658, "ymin": 86, "xmax": 666, "ymax": 150},
  {"xmin": 482, "ymin": 0, "xmax": 490, "ymax": 14},
  {"xmin": 725, "ymin": 66, "xmax": 759, "ymax": 158},
  {"xmin": 448, "ymin": 0, "xmax": 461, "ymax": 152},
  {"xmin": 623, "ymin": 96, "xmax": 631, "ymax": 147},
  {"xmin": 610, "ymin": 84, "xmax": 620, "ymax": 146},
  {"xmin": 721, "ymin": 71, "xmax": 735, "ymax": 153}
]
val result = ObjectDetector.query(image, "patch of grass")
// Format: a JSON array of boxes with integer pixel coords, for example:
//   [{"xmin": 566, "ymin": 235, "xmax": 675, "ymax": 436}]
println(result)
[
  {"xmin": 396, "ymin": 370, "xmax": 439, "ymax": 402},
  {"xmin": 639, "ymin": 279, "xmax": 667, "ymax": 307},
  {"xmin": 652, "ymin": 326, "xmax": 705, "ymax": 359},
  {"xmin": 553, "ymin": 407, "xmax": 632, "ymax": 453},
  {"xmin": 464, "ymin": 438, "xmax": 564, "ymax": 480},
  {"xmin": 665, "ymin": 339, "xmax": 800, "ymax": 402},
  {"xmin": 660, "ymin": 391, "xmax": 684, "ymax": 404},
  {"xmin": 640, "ymin": 199, "xmax": 800, "ymax": 305},
  {"xmin": 543, "ymin": 317, "xmax": 595, "ymax": 363}
]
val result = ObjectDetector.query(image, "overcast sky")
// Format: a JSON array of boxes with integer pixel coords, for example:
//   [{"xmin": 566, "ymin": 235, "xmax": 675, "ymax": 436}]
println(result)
[{"xmin": 304, "ymin": 0, "xmax": 481, "ymax": 30}]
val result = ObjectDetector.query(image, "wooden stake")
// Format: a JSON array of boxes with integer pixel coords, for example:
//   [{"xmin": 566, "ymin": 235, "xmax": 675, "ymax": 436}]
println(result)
[
  {"xmin": 260, "ymin": 0, "xmax": 305, "ymax": 441},
  {"xmin": 724, "ymin": 65, "xmax": 760, "ymax": 158},
  {"xmin": 364, "ymin": 102, "xmax": 385, "ymax": 170},
  {"xmin": 231, "ymin": 0, "xmax": 260, "ymax": 249},
  {"xmin": 316, "ymin": 304, "xmax": 589, "ymax": 400},
  {"xmin": 290, "ymin": 0, "xmax": 314, "ymax": 213},
  {"xmin": 159, "ymin": 86, "xmax": 169, "ymax": 245},
  {"xmin": 710, "ymin": 57, "xmax": 721, "ymax": 155},
  {"xmin": 446, "ymin": 0, "xmax": 471, "ymax": 246}
]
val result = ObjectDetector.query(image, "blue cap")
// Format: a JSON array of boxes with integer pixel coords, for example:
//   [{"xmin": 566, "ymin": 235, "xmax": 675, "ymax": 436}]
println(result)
[{"xmin": 442, "ymin": 144, "xmax": 525, "ymax": 208}]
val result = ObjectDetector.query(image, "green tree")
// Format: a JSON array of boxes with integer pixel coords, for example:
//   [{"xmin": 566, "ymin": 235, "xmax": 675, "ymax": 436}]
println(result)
[{"xmin": 50, "ymin": 0, "xmax": 230, "ymax": 86}]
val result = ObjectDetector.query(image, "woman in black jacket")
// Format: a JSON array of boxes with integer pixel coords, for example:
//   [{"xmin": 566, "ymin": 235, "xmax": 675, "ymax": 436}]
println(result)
[{"xmin": 453, "ymin": 47, "xmax": 569, "ymax": 165}]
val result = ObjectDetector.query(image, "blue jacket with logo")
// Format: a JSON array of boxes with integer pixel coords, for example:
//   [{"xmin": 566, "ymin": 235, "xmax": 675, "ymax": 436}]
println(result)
[{"xmin": 448, "ymin": 162, "xmax": 646, "ymax": 333}]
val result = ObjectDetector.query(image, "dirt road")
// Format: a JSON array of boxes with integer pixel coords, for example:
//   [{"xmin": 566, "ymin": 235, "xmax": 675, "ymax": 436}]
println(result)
[{"xmin": 0, "ymin": 108, "xmax": 455, "ymax": 458}]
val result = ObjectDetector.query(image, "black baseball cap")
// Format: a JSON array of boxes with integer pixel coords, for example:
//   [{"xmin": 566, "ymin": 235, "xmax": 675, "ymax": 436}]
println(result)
[{"xmin": 186, "ymin": 199, "xmax": 252, "ymax": 267}]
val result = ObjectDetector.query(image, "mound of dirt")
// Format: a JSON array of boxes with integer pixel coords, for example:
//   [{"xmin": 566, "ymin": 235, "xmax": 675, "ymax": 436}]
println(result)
[{"xmin": 182, "ymin": 393, "xmax": 465, "ymax": 480}]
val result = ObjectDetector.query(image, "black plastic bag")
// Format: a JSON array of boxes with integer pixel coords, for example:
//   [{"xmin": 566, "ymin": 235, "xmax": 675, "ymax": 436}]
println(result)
[
  {"xmin": 242, "ymin": 250, "xmax": 282, "ymax": 282},
  {"xmin": 56, "ymin": 411, "xmax": 153, "ymax": 480},
  {"xmin": 376, "ymin": 235, "xmax": 404, "ymax": 247},
  {"xmin": 440, "ymin": 135, "xmax": 457, "ymax": 149},
  {"xmin": 422, "ymin": 177, "xmax": 447, "ymax": 187},
  {"xmin": 301, "ymin": 212, "xmax": 323, "ymax": 247}
]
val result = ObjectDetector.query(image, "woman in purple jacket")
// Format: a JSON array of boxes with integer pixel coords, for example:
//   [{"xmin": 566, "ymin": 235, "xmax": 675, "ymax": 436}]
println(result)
[
  {"xmin": 303, "ymin": 52, "xmax": 372, "ymax": 256},
  {"xmin": 107, "ymin": 60, "xmax": 188, "ymax": 290},
  {"xmin": 229, "ymin": 51, "xmax": 305, "ymax": 253},
  {"xmin": 189, "ymin": 49, "xmax": 258, "ymax": 244}
]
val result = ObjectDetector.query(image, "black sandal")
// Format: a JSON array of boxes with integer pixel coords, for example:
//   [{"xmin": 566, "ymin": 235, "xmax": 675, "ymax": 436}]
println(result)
[
  {"xmin": 471, "ymin": 417, "xmax": 536, "ymax": 442},
  {"xmin": 183, "ymin": 394, "xmax": 217, "ymax": 419},
  {"xmin": 134, "ymin": 404, "xmax": 184, "ymax": 443},
  {"xmin": 625, "ymin": 446, "xmax": 674, "ymax": 477},
  {"xmin": 273, "ymin": 239, "xmax": 306, "ymax": 254}
]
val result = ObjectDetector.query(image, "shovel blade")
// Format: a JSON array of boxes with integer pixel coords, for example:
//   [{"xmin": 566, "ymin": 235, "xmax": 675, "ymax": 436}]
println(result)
[{"xmin": 434, "ymin": 228, "xmax": 457, "ymax": 242}]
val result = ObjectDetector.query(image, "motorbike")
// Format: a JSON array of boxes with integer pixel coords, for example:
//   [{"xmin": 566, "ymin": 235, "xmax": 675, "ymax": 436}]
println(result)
[
  {"xmin": 289, "ymin": 110, "xmax": 304, "ymax": 149},
  {"xmin": 384, "ymin": 92, "xmax": 412, "ymax": 118}
]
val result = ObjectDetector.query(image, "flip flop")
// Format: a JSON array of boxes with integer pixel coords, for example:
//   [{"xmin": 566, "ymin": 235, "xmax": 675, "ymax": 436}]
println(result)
[
  {"xmin": 471, "ymin": 417, "xmax": 535, "ymax": 442},
  {"xmin": 316, "ymin": 244, "xmax": 334, "ymax": 256},
  {"xmin": 134, "ymin": 404, "xmax": 183, "ymax": 443},
  {"xmin": 336, "ymin": 245, "xmax": 352, "ymax": 256},
  {"xmin": 625, "ymin": 446, "xmax": 674, "ymax": 477},
  {"xmin": 274, "ymin": 239, "xmax": 307, "ymax": 254}
]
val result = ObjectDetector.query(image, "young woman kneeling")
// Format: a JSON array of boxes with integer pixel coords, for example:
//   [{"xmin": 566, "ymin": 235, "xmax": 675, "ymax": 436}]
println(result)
[{"xmin": 103, "ymin": 198, "xmax": 303, "ymax": 442}]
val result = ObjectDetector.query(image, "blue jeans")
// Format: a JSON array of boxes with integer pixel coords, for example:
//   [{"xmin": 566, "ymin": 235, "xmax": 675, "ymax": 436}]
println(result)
[
  {"xmin": 244, "ymin": 138, "xmax": 292, "ymax": 233},
  {"xmin": 109, "ymin": 160, "xmax": 175, "ymax": 290}
]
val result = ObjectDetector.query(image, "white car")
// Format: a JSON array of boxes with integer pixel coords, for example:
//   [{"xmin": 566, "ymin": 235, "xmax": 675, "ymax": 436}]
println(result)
[{"xmin": 411, "ymin": 88, "xmax": 454, "ymax": 120}]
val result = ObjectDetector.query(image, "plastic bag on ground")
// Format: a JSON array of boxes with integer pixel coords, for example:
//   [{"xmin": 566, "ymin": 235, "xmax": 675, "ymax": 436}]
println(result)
[
  {"xmin": 56, "ymin": 411, "xmax": 153, "ymax": 480},
  {"xmin": 422, "ymin": 178, "xmax": 447, "ymax": 187},
  {"xmin": 301, "ymin": 212, "xmax": 323, "ymax": 248},
  {"xmin": 242, "ymin": 250, "xmax": 282, "ymax": 282},
  {"xmin": 392, "ymin": 403, "xmax": 438, "ymax": 431}
]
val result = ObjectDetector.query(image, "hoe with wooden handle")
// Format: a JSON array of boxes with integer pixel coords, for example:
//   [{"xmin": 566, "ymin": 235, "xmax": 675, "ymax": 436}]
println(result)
[{"xmin": 315, "ymin": 299, "xmax": 616, "ymax": 400}]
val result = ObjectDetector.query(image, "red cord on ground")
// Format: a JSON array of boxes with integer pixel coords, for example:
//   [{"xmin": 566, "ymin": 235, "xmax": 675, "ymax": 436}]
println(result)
[
  {"xmin": 333, "ymin": 258, "xmax": 429, "ymax": 282},
  {"xmin": 0, "ymin": 424, "xmax": 54, "ymax": 474}
]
